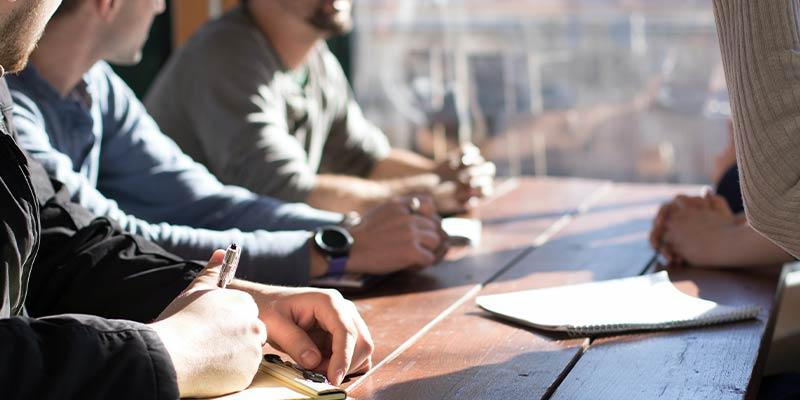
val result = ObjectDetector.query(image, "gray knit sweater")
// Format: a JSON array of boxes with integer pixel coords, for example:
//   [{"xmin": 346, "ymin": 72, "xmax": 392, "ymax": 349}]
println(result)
[{"xmin": 714, "ymin": 0, "xmax": 800, "ymax": 259}]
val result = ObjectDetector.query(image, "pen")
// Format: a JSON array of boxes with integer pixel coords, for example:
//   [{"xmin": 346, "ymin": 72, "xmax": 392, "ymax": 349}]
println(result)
[{"xmin": 217, "ymin": 243, "xmax": 241, "ymax": 288}]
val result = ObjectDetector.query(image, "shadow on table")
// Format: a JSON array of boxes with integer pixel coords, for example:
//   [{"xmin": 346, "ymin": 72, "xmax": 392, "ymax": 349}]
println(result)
[
  {"xmin": 481, "ymin": 196, "xmax": 672, "ymax": 227},
  {"xmin": 352, "ymin": 215, "xmax": 656, "ymax": 300},
  {"xmin": 486, "ymin": 217, "xmax": 656, "ymax": 287},
  {"xmin": 359, "ymin": 350, "xmax": 577, "ymax": 400},
  {"xmin": 350, "ymin": 246, "xmax": 533, "ymax": 300}
]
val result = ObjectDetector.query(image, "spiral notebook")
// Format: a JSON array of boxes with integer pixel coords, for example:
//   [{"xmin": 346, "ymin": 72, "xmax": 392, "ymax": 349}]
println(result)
[{"xmin": 476, "ymin": 271, "xmax": 760, "ymax": 336}]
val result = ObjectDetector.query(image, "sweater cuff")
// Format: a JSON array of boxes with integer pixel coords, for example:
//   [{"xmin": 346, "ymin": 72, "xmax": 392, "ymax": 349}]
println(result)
[{"xmin": 239, "ymin": 230, "xmax": 313, "ymax": 286}]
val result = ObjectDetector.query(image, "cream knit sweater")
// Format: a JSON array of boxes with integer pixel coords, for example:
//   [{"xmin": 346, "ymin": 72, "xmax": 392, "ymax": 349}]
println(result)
[{"xmin": 714, "ymin": 0, "xmax": 800, "ymax": 259}]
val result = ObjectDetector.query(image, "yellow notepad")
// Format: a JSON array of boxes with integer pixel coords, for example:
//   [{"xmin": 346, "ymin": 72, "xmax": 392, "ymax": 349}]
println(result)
[{"xmin": 213, "ymin": 355, "xmax": 346, "ymax": 400}]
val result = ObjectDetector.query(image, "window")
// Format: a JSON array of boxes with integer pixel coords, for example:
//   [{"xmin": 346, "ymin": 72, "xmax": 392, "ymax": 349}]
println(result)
[{"xmin": 352, "ymin": 0, "xmax": 728, "ymax": 183}]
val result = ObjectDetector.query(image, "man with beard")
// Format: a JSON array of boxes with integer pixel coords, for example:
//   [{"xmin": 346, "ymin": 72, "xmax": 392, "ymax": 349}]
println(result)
[
  {"xmin": 145, "ymin": 0, "xmax": 496, "ymax": 215},
  {"xmin": 10, "ymin": 0, "xmax": 448, "ymax": 287},
  {"xmin": 0, "ymin": 1, "xmax": 373, "ymax": 398}
]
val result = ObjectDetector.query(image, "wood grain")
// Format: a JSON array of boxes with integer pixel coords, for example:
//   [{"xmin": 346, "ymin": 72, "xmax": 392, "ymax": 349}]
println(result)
[
  {"xmin": 551, "ymin": 267, "xmax": 784, "ymax": 400},
  {"xmin": 348, "ymin": 178, "xmax": 607, "ymax": 380},
  {"xmin": 349, "ymin": 183, "xmax": 694, "ymax": 399}
]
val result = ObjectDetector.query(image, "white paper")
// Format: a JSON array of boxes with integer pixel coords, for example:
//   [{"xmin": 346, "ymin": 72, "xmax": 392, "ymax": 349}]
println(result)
[{"xmin": 476, "ymin": 271, "xmax": 760, "ymax": 334}]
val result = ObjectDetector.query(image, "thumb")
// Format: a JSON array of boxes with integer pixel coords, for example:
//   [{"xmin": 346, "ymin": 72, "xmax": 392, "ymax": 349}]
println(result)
[{"xmin": 191, "ymin": 249, "xmax": 227, "ymax": 289}]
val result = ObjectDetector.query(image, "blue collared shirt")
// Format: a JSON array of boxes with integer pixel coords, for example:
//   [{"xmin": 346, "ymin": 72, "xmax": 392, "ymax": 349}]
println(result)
[{"xmin": 9, "ymin": 62, "xmax": 342, "ymax": 285}]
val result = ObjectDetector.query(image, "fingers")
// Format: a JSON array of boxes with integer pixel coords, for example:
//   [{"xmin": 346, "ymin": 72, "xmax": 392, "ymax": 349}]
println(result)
[
  {"xmin": 349, "ymin": 307, "xmax": 374, "ymax": 375},
  {"xmin": 458, "ymin": 162, "xmax": 496, "ymax": 184},
  {"xmin": 264, "ymin": 314, "xmax": 324, "ymax": 370},
  {"xmin": 414, "ymin": 225, "xmax": 442, "ymax": 252},
  {"xmin": 708, "ymin": 194, "xmax": 734, "ymax": 216},
  {"xmin": 708, "ymin": 194, "xmax": 727, "ymax": 210},
  {"xmin": 265, "ymin": 290, "xmax": 374, "ymax": 385},
  {"xmin": 322, "ymin": 299, "xmax": 373, "ymax": 385},
  {"xmin": 382, "ymin": 207, "xmax": 444, "ymax": 254},
  {"xmin": 674, "ymin": 195, "xmax": 709, "ymax": 210},
  {"xmin": 433, "ymin": 235, "xmax": 450, "ymax": 264},
  {"xmin": 410, "ymin": 195, "xmax": 437, "ymax": 219},
  {"xmin": 650, "ymin": 203, "xmax": 670, "ymax": 249},
  {"xmin": 327, "ymin": 327, "xmax": 355, "ymax": 385},
  {"xmin": 651, "ymin": 201, "xmax": 678, "ymax": 250},
  {"xmin": 314, "ymin": 302, "xmax": 357, "ymax": 385}
]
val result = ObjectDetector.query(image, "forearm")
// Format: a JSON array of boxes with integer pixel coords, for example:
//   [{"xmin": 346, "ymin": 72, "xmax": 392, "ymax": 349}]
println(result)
[
  {"xmin": 306, "ymin": 174, "xmax": 392, "ymax": 213},
  {"xmin": 307, "ymin": 173, "xmax": 440, "ymax": 213},
  {"xmin": 368, "ymin": 149, "xmax": 437, "ymax": 180},
  {"xmin": 714, "ymin": 0, "xmax": 800, "ymax": 257},
  {"xmin": 0, "ymin": 315, "xmax": 178, "ymax": 400},
  {"xmin": 711, "ymin": 223, "xmax": 794, "ymax": 267},
  {"xmin": 131, "ymin": 223, "xmax": 316, "ymax": 286},
  {"xmin": 184, "ymin": 178, "xmax": 345, "ymax": 233}
]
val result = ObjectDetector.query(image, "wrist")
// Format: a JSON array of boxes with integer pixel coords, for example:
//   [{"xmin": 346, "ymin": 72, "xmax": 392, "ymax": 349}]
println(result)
[
  {"xmin": 384, "ymin": 174, "xmax": 440, "ymax": 196},
  {"xmin": 309, "ymin": 238, "xmax": 328, "ymax": 278},
  {"xmin": 709, "ymin": 224, "xmax": 741, "ymax": 266},
  {"xmin": 150, "ymin": 320, "xmax": 191, "ymax": 398},
  {"xmin": 353, "ymin": 181, "xmax": 392, "ymax": 212}
]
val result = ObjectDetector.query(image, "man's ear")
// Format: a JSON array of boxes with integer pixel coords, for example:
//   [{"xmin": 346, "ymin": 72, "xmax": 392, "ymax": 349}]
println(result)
[{"xmin": 94, "ymin": 0, "xmax": 117, "ymax": 21}]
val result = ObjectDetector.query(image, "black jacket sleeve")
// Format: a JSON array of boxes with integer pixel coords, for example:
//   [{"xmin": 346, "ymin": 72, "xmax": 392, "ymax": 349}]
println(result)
[
  {"xmin": 24, "ymin": 156, "xmax": 204, "ymax": 323},
  {"xmin": 1, "ymin": 77, "xmax": 185, "ymax": 399},
  {"xmin": 0, "ymin": 314, "xmax": 178, "ymax": 400}
]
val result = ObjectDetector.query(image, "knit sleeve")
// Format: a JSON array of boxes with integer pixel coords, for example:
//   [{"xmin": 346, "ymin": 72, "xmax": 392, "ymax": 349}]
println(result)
[{"xmin": 713, "ymin": 0, "xmax": 800, "ymax": 258}]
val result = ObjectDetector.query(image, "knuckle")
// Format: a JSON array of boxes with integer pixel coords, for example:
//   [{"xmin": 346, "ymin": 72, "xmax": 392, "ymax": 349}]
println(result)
[{"xmin": 250, "ymin": 319, "xmax": 266, "ymax": 337}]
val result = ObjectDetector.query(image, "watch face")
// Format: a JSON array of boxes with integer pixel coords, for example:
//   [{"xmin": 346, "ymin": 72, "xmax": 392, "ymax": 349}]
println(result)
[{"xmin": 315, "ymin": 226, "xmax": 353, "ymax": 256}]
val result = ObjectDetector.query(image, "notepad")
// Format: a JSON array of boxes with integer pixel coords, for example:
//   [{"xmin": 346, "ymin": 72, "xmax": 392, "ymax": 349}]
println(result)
[
  {"xmin": 213, "ymin": 355, "xmax": 346, "ymax": 400},
  {"xmin": 476, "ymin": 271, "xmax": 760, "ymax": 336}
]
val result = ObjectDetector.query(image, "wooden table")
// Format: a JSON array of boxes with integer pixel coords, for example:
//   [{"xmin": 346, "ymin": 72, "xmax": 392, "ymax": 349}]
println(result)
[{"xmin": 343, "ymin": 177, "xmax": 784, "ymax": 400}]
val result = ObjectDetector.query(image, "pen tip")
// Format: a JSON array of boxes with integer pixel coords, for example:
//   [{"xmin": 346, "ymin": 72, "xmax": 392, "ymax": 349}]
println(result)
[{"xmin": 229, "ymin": 243, "xmax": 238, "ymax": 250}]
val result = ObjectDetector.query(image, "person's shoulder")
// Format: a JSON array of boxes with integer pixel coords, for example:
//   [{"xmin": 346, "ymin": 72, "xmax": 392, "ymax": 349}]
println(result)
[
  {"xmin": 7, "ymin": 68, "xmax": 49, "ymax": 120},
  {"xmin": 85, "ymin": 61, "xmax": 135, "ymax": 100},
  {"xmin": 87, "ymin": 61, "xmax": 116, "ymax": 79},
  {"xmin": 313, "ymin": 42, "xmax": 348, "ymax": 82},
  {"xmin": 6, "ymin": 65, "xmax": 48, "ymax": 100}
]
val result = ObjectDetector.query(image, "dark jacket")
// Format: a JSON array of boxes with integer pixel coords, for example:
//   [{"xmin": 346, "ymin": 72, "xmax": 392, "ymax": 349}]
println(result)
[{"xmin": 0, "ymin": 77, "xmax": 203, "ymax": 399}]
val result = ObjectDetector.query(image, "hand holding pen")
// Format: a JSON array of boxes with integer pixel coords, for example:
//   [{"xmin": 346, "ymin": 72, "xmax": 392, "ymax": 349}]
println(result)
[{"xmin": 151, "ymin": 248, "xmax": 266, "ymax": 398}]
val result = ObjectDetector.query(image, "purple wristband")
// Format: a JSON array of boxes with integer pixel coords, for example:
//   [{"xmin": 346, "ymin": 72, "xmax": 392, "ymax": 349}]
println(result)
[{"xmin": 327, "ymin": 256, "xmax": 348, "ymax": 277}]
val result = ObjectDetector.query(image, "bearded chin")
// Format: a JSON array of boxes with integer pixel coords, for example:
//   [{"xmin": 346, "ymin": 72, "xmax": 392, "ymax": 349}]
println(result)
[
  {"xmin": 0, "ymin": 42, "xmax": 33, "ymax": 74},
  {"xmin": 308, "ymin": 10, "xmax": 353, "ymax": 36},
  {"xmin": 0, "ymin": 2, "xmax": 43, "ymax": 74}
]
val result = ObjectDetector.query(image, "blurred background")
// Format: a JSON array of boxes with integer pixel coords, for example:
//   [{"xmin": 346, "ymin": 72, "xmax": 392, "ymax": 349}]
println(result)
[{"xmin": 124, "ymin": 0, "xmax": 730, "ymax": 185}]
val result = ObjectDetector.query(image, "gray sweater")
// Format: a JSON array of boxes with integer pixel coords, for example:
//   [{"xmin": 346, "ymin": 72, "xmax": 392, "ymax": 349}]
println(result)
[
  {"xmin": 145, "ymin": 6, "xmax": 391, "ymax": 203},
  {"xmin": 713, "ymin": 0, "xmax": 800, "ymax": 259}
]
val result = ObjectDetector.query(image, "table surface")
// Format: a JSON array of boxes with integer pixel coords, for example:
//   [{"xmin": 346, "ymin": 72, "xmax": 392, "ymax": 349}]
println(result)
[{"xmin": 341, "ymin": 177, "xmax": 784, "ymax": 400}]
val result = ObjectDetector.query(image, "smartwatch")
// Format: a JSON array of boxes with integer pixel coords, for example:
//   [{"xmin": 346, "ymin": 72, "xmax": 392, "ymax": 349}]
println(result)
[{"xmin": 313, "ymin": 225, "xmax": 354, "ymax": 277}]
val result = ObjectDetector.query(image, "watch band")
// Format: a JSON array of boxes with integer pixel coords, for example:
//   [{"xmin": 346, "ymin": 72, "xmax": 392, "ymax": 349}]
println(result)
[{"xmin": 327, "ymin": 255, "xmax": 348, "ymax": 277}]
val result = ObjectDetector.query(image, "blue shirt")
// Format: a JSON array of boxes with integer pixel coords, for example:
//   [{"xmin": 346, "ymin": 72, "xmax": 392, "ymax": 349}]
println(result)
[{"xmin": 9, "ymin": 62, "xmax": 343, "ymax": 286}]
